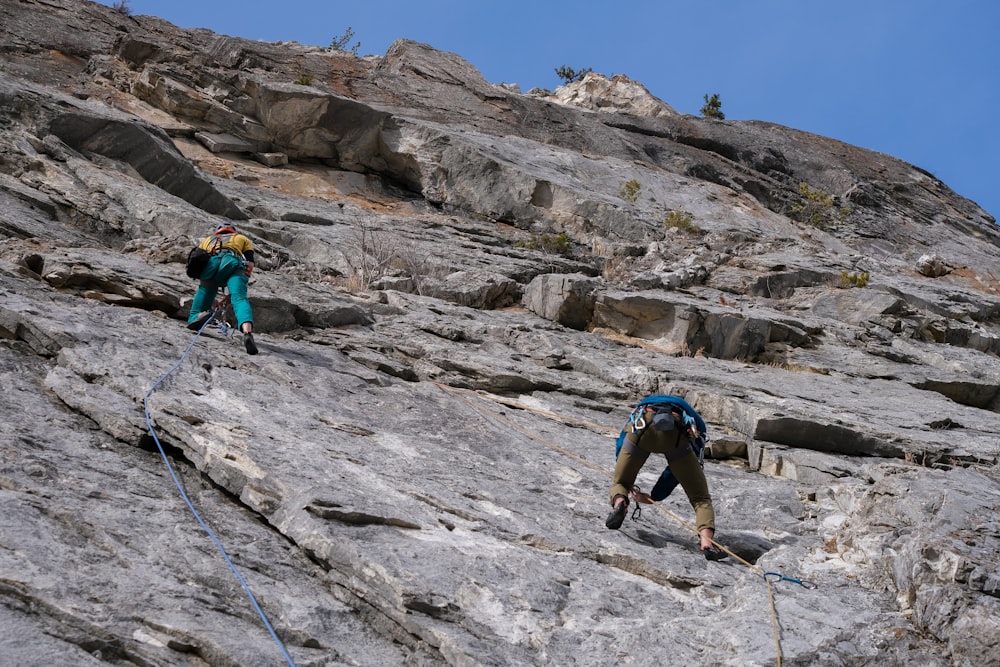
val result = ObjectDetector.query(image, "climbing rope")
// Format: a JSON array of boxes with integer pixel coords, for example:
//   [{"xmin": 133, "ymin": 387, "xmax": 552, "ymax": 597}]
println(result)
[
  {"xmin": 433, "ymin": 383, "xmax": 816, "ymax": 667},
  {"xmin": 143, "ymin": 310, "xmax": 296, "ymax": 667}
]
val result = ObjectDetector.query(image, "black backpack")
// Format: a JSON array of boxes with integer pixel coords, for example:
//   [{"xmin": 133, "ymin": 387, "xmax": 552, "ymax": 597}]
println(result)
[
  {"xmin": 185, "ymin": 246, "xmax": 210, "ymax": 279},
  {"xmin": 185, "ymin": 233, "xmax": 229, "ymax": 280}
]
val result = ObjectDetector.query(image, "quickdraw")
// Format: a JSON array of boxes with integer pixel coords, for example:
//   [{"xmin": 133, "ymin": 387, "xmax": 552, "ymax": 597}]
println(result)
[
  {"xmin": 628, "ymin": 486, "xmax": 654, "ymax": 521},
  {"xmin": 763, "ymin": 571, "xmax": 817, "ymax": 589},
  {"xmin": 211, "ymin": 293, "xmax": 236, "ymax": 337}
]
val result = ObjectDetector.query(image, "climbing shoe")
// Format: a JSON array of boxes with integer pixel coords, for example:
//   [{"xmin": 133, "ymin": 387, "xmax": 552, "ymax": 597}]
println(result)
[
  {"xmin": 702, "ymin": 545, "xmax": 727, "ymax": 561},
  {"xmin": 244, "ymin": 332, "xmax": 258, "ymax": 355},
  {"xmin": 604, "ymin": 496, "xmax": 628, "ymax": 530},
  {"xmin": 187, "ymin": 312, "xmax": 212, "ymax": 331}
]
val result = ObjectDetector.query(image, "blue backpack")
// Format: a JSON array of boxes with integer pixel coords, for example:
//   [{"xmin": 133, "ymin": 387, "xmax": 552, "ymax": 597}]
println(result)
[{"xmin": 613, "ymin": 394, "xmax": 707, "ymax": 501}]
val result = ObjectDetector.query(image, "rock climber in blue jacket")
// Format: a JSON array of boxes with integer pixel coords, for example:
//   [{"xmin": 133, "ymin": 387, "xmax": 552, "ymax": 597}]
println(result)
[{"xmin": 606, "ymin": 395, "xmax": 725, "ymax": 560}]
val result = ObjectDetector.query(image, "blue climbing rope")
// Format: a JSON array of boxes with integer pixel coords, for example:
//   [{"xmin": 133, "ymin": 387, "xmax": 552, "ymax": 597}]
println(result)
[{"xmin": 143, "ymin": 311, "xmax": 296, "ymax": 666}]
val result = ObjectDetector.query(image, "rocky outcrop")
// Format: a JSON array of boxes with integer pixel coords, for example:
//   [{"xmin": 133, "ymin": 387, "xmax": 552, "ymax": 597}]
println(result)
[
  {"xmin": 538, "ymin": 72, "xmax": 679, "ymax": 119},
  {"xmin": 1, "ymin": 1, "xmax": 999, "ymax": 666}
]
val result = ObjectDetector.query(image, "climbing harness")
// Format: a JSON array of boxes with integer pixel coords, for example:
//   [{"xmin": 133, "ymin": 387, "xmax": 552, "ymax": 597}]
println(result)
[
  {"xmin": 764, "ymin": 571, "xmax": 818, "ymax": 589},
  {"xmin": 143, "ymin": 309, "xmax": 296, "ymax": 667},
  {"xmin": 433, "ymin": 383, "xmax": 816, "ymax": 667}
]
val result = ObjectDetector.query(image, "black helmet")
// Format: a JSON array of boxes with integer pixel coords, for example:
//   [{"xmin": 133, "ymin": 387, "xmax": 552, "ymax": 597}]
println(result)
[{"xmin": 214, "ymin": 224, "xmax": 237, "ymax": 235}]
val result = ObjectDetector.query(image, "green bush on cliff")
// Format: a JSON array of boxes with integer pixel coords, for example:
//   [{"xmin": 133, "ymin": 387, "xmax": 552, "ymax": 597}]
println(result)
[
  {"xmin": 664, "ymin": 210, "xmax": 700, "ymax": 234},
  {"xmin": 555, "ymin": 66, "xmax": 593, "ymax": 84},
  {"xmin": 792, "ymin": 182, "xmax": 850, "ymax": 229},
  {"xmin": 620, "ymin": 179, "xmax": 641, "ymax": 204},
  {"xmin": 839, "ymin": 271, "xmax": 870, "ymax": 288},
  {"xmin": 515, "ymin": 232, "xmax": 573, "ymax": 256},
  {"xmin": 330, "ymin": 27, "xmax": 361, "ymax": 55},
  {"xmin": 700, "ymin": 93, "xmax": 725, "ymax": 119}
]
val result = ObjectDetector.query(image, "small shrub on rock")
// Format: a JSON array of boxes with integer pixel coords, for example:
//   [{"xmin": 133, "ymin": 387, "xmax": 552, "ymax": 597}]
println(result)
[
  {"xmin": 792, "ymin": 182, "xmax": 850, "ymax": 230},
  {"xmin": 700, "ymin": 93, "xmax": 724, "ymax": 119},
  {"xmin": 664, "ymin": 210, "xmax": 700, "ymax": 234},
  {"xmin": 555, "ymin": 66, "xmax": 593, "ymax": 84},
  {"xmin": 330, "ymin": 27, "xmax": 360, "ymax": 55},
  {"xmin": 515, "ymin": 232, "xmax": 573, "ymax": 256},
  {"xmin": 620, "ymin": 179, "xmax": 641, "ymax": 204},
  {"xmin": 839, "ymin": 271, "xmax": 870, "ymax": 288}
]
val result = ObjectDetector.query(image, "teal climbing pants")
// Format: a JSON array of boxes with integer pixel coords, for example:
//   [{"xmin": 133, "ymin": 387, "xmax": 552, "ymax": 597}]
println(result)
[{"xmin": 187, "ymin": 253, "xmax": 254, "ymax": 329}]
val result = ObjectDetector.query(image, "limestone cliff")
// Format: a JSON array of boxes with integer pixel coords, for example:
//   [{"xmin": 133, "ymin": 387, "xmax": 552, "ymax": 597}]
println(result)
[{"xmin": 1, "ymin": 1, "xmax": 998, "ymax": 665}]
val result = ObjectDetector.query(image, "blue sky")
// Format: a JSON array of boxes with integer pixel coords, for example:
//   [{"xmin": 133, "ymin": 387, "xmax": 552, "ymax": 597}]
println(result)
[{"xmin": 100, "ymin": 0, "xmax": 998, "ymax": 221}]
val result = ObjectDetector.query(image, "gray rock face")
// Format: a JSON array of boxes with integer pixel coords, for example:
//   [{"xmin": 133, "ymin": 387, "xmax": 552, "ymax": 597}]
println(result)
[
  {"xmin": 1, "ymin": 1, "xmax": 999, "ymax": 666},
  {"xmin": 524, "ymin": 273, "xmax": 598, "ymax": 330}
]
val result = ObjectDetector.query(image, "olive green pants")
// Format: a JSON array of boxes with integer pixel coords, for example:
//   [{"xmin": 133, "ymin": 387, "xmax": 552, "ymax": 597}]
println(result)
[{"xmin": 609, "ymin": 423, "xmax": 716, "ymax": 533}]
